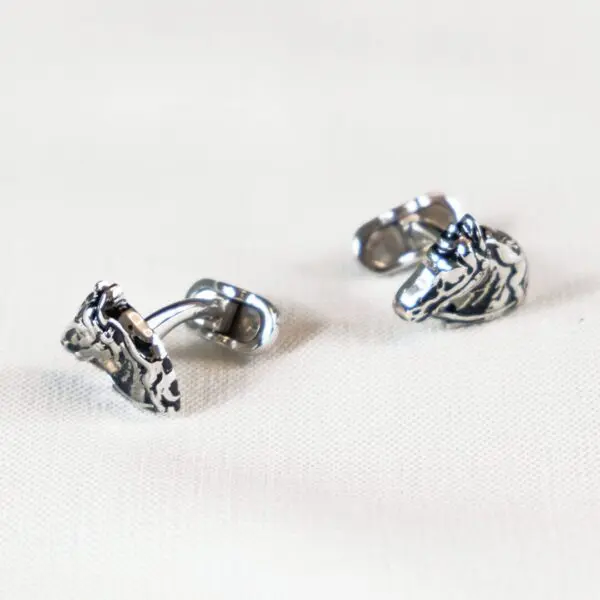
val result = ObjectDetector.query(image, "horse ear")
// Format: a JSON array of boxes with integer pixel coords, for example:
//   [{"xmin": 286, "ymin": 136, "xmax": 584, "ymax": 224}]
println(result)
[{"xmin": 458, "ymin": 214, "xmax": 486, "ymax": 252}]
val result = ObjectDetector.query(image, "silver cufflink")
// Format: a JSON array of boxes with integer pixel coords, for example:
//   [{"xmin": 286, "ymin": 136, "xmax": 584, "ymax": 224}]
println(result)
[
  {"xmin": 61, "ymin": 279, "xmax": 279, "ymax": 413},
  {"xmin": 353, "ymin": 193, "xmax": 529, "ymax": 324}
]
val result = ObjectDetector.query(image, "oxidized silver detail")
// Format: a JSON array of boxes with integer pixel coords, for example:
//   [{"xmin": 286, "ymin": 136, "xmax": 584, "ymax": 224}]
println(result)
[
  {"xmin": 62, "ymin": 282, "xmax": 182, "ymax": 413},
  {"xmin": 62, "ymin": 280, "xmax": 279, "ymax": 413},
  {"xmin": 394, "ymin": 214, "xmax": 529, "ymax": 323}
]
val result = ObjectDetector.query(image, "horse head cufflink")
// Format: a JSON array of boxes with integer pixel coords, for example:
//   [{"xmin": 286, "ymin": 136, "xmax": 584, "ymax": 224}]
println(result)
[
  {"xmin": 353, "ymin": 193, "xmax": 529, "ymax": 324},
  {"xmin": 62, "ymin": 279, "xmax": 279, "ymax": 413}
]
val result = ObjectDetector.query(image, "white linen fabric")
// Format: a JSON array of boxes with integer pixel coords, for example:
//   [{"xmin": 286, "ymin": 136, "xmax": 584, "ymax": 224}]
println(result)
[{"xmin": 0, "ymin": 1, "xmax": 599, "ymax": 598}]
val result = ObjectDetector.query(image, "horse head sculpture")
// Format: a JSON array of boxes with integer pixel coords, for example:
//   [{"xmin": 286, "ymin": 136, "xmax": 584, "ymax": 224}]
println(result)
[{"xmin": 394, "ymin": 214, "xmax": 528, "ymax": 324}]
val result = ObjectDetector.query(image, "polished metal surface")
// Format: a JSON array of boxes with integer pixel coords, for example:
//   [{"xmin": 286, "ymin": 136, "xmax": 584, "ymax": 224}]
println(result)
[
  {"xmin": 62, "ymin": 279, "xmax": 280, "ymax": 413},
  {"xmin": 353, "ymin": 193, "xmax": 461, "ymax": 273},
  {"xmin": 146, "ymin": 296, "xmax": 234, "ymax": 339},
  {"xmin": 185, "ymin": 279, "xmax": 280, "ymax": 353},
  {"xmin": 394, "ymin": 214, "xmax": 529, "ymax": 323}
]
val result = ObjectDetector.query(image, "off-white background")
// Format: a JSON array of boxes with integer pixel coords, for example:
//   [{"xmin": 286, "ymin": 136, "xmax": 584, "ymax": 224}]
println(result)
[{"xmin": 0, "ymin": 1, "xmax": 599, "ymax": 598}]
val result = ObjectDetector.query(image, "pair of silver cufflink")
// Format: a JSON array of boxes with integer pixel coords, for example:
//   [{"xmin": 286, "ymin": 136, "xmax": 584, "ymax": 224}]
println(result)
[{"xmin": 62, "ymin": 193, "xmax": 529, "ymax": 413}]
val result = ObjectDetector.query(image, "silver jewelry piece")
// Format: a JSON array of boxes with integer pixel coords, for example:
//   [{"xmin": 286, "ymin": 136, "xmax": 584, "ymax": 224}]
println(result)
[
  {"xmin": 61, "ymin": 279, "xmax": 279, "ymax": 413},
  {"xmin": 354, "ymin": 193, "xmax": 529, "ymax": 324}
]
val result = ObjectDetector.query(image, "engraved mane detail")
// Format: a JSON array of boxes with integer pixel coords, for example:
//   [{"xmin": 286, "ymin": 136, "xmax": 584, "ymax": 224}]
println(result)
[
  {"xmin": 62, "ymin": 282, "xmax": 181, "ymax": 413},
  {"xmin": 395, "ymin": 215, "xmax": 528, "ymax": 323}
]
